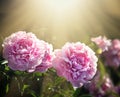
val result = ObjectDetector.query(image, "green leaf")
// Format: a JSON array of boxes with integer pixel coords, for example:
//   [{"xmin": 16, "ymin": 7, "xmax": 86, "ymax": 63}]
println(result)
[
  {"xmin": 22, "ymin": 84, "xmax": 30, "ymax": 92},
  {"xmin": 53, "ymin": 94, "xmax": 63, "ymax": 97},
  {"xmin": 34, "ymin": 72, "xmax": 42, "ymax": 77},
  {"xmin": 80, "ymin": 95, "xmax": 92, "ymax": 97},
  {"xmin": 14, "ymin": 71, "xmax": 28, "ymax": 76},
  {"xmin": 73, "ymin": 87, "xmax": 90, "ymax": 97},
  {"xmin": 73, "ymin": 88, "xmax": 81, "ymax": 97},
  {"xmin": 5, "ymin": 66, "xmax": 9, "ymax": 71},
  {"xmin": 27, "ymin": 90, "xmax": 38, "ymax": 97},
  {"xmin": 6, "ymin": 84, "xmax": 9, "ymax": 93},
  {"xmin": 98, "ymin": 60, "xmax": 106, "ymax": 79}
]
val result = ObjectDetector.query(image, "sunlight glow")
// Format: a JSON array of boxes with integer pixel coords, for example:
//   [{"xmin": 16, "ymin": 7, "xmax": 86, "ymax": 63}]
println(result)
[
  {"xmin": 44, "ymin": 0, "xmax": 77, "ymax": 13},
  {"xmin": 2, "ymin": 0, "xmax": 108, "ymax": 48}
]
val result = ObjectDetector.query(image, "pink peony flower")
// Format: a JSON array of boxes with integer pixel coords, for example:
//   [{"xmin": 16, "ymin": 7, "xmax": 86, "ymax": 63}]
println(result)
[
  {"xmin": 85, "ymin": 72, "xmax": 114, "ymax": 97},
  {"xmin": 115, "ymin": 85, "xmax": 120, "ymax": 95},
  {"xmin": 53, "ymin": 42, "xmax": 98, "ymax": 87},
  {"xmin": 91, "ymin": 36, "xmax": 111, "ymax": 52},
  {"xmin": 102, "ymin": 39, "xmax": 120, "ymax": 68},
  {"xmin": 92, "ymin": 36, "xmax": 120, "ymax": 68},
  {"xmin": 2, "ymin": 31, "xmax": 53, "ymax": 72}
]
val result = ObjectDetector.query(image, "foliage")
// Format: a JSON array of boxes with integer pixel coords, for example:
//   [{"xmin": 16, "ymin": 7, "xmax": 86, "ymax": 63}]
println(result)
[{"xmin": 0, "ymin": 36, "xmax": 120, "ymax": 97}]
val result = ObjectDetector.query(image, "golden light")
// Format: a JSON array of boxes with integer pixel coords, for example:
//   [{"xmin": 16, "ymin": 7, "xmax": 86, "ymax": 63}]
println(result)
[
  {"xmin": 1, "ymin": 0, "xmax": 119, "ymax": 49},
  {"xmin": 43, "ymin": 0, "xmax": 78, "ymax": 14}
]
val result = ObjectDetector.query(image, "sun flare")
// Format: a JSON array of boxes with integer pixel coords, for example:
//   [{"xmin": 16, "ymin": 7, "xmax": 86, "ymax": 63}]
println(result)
[{"xmin": 44, "ymin": 0, "xmax": 77, "ymax": 13}]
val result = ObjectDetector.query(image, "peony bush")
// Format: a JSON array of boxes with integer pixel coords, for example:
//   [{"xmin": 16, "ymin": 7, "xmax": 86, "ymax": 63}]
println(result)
[{"xmin": 0, "ymin": 32, "xmax": 120, "ymax": 97}]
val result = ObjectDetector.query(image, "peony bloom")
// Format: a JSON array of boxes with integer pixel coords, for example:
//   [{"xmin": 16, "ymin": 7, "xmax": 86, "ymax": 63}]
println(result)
[
  {"xmin": 115, "ymin": 85, "xmax": 120, "ymax": 95},
  {"xmin": 2, "ymin": 31, "xmax": 53, "ymax": 72},
  {"xmin": 53, "ymin": 42, "xmax": 98, "ymax": 88},
  {"xmin": 91, "ymin": 36, "xmax": 120, "ymax": 68},
  {"xmin": 85, "ymin": 72, "xmax": 114, "ymax": 97},
  {"xmin": 91, "ymin": 36, "xmax": 111, "ymax": 52},
  {"xmin": 102, "ymin": 39, "xmax": 120, "ymax": 68}
]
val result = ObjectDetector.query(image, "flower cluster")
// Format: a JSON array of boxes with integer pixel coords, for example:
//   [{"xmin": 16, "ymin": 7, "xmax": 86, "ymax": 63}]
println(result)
[
  {"xmin": 85, "ymin": 71, "xmax": 114, "ymax": 97},
  {"xmin": 2, "ymin": 31, "xmax": 98, "ymax": 88},
  {"xmin": 92, "ymin": 36, "xmax": 120, "ymax": 68},
  {"xmin": 91, "ymin": 36, "xmax": 111, "ymax": 52},
  {"xmin": 90, "ymin": 36, "xmax": 120, "ymax": 97},
  {"xmin": 1, "ymin": 32, "xmax": 120, "ymax": 97}
]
